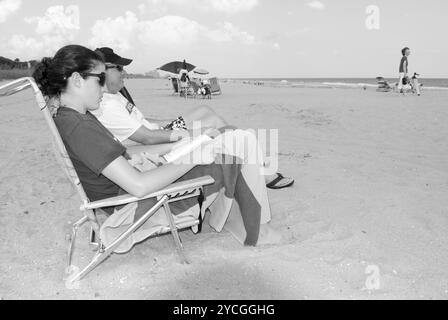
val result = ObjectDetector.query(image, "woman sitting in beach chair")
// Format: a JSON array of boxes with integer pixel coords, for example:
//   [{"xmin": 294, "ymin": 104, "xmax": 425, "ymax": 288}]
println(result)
[{"xmin": 32, "ymin": 44, "xmax": 280, "ymax": 249}]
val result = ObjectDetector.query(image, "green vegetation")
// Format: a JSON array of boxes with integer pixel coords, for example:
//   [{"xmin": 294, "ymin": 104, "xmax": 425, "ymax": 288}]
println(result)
[
  {"xmin": 0, "ymin": 56, "xmax": 36, "ymax": 80},
  {"xmin": 0, "ymin": 69, "xmax": 32, "ymax": 80}
]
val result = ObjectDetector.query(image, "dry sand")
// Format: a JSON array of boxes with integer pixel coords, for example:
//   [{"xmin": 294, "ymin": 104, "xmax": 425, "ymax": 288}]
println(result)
[{"xmin": 1, "ymin": 79, "xmax": 447, "ymax": 299}]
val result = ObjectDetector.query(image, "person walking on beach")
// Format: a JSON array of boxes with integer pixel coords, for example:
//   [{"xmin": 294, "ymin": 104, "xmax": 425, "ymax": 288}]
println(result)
[{"xmin": 398, "ymin": 47, "xmax": 410, "ymax": 94}]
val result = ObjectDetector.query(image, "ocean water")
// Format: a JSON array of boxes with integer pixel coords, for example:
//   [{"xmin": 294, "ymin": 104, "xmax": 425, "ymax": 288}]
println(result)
[{"xmin": 233, "ymin": 78, "xmax": 448, "ymax": 89}]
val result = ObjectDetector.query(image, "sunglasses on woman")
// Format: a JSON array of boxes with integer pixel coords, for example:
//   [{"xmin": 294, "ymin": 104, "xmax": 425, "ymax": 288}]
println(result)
[
  {"xmin": 106, "ymin": 65, "xmax": 124, "ymax": 72},
  {"xmin": 81, "ymin": 72, "xmax": 107, "ymax": 86}
]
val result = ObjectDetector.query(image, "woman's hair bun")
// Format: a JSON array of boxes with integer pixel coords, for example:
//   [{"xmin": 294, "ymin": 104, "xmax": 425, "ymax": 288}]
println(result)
[
  {"xmin": 32, "ymin": 57, "xmax": 53, "ymax": 96},
  {"xmin": 41, "ymin": 57, "xmax": 53, "ymax": 69}
]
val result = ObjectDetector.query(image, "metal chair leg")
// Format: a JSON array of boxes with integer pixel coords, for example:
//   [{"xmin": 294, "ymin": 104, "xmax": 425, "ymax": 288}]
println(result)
[
  {"xmin": 163, "ymin": 202, "xmax": 189, "ymax": 264},
  {"xmin": 67, "ymin": 215, "xmax": 88, "ymax": 268},
  {"xmin": 67, "ymin": 196, "xmax": 169, "ymax": 283},
  {"xmin": 89, "ymin": 227, "xmax": 100, "ymax": 251}
]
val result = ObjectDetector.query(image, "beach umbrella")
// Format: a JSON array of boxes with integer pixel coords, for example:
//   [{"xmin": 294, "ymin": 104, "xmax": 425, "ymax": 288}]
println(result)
[
  {"xmin": 193, "ymin": 68, "xmax": 209, "ymax": 75},
  {"xmin": 158, "ymin": 61, "xmax": 196, "ymax": 74}
]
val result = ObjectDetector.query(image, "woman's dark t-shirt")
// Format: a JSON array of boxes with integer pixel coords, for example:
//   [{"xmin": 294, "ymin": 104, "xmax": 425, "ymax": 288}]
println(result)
[{"xmin": 54, "ymin": 106, "xmax": 127, "ymax": 202}]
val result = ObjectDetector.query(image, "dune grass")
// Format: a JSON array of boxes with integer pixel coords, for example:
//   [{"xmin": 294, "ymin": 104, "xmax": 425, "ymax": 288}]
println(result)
[{"xmin": 0, "ymin": 69, "xmax": 32, "ymax": 80}]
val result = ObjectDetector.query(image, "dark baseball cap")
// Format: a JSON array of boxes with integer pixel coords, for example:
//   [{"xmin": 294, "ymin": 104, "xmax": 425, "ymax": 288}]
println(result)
[{"xmin": 94, "ymin": 47, "xmax": 133, "ymax": 66}]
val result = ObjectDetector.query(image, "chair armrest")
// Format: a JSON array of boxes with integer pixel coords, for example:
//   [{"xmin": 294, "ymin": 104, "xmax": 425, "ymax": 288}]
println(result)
[
  {"xmin": 0, "ymin": 77, "xmax": 32, "ymax": 96},
  {"xmin": 80, "ymin": 175, "xmax": 214, "ymax": 211}
]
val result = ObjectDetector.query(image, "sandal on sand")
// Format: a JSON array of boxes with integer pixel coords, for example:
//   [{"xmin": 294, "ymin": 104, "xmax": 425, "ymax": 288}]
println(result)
[{"xmin": 266, "ymin": 173, "xmax": 294, "ymax": 190}]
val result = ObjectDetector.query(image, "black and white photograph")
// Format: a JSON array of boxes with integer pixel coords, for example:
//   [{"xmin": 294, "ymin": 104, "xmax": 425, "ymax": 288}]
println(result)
[{"xmin": 0, "ymin": 0, "xmax": 447, "ymax": 304}]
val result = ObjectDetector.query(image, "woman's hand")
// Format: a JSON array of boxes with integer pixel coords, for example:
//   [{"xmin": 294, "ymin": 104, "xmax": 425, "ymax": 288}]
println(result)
[{"xmin": 142, "ymin": 152, "xmax": 166, "ymax": 166}]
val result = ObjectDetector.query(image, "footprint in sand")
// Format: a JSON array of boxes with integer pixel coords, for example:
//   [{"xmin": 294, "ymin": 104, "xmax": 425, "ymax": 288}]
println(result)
[
  {"xmin": 284, "ymin": 218, "xmax": 356, "ymax": 246},
  {"xmin": 293, "ymin": 109, "xmax": 333, "ymax": 126},
  {"xmin": 308, "ymin": 223, "xmax": 356, "ymax": 244},
  {"xmin": 283, "ymin": 219, "xmax": 333, "ymax": 244}
]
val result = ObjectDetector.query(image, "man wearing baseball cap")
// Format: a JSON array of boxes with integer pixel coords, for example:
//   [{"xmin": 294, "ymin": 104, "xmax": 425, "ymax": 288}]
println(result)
[
  {"xmin": 91, "ymin": 47, "xmax": 227, "ymax": 149},
  {"xmin": 91, "ymin": 47, "xmax": 294, "ymax": 189}
]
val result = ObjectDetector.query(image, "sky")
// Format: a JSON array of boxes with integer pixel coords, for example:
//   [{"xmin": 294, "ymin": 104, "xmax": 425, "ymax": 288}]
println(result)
[{"xmin": 0, "ymin": 0, "xmax": 447, "ymax": 78}]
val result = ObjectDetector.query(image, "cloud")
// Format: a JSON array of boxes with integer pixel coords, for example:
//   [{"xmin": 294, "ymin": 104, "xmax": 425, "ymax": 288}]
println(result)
[
  {"xmin": 307, "ymin": 1, "xmax": 325, "ymax": 10},
  {"xmin": 138, "ymin": 3, "xmax": 146, "ymax": 14},
  {"xmin": 89, "ymin": 11, "xmax": 139, "ymax": 51},
  {"xmin": 0, "ymin": 0, "xmax": 22, "ymax": 23},
  {"xmin": 24, "ymin": 5, "xmax": 80, "ymax": 35},
  {"xmin": 208, "ymin": 21, "xmax": 255, "ymax": 44},
  {"xmin": 6, "ymin": 5, "xmax": 80, "ymax": 59},
  {"xmin": 207, "ymin": 0, "xmax": 259, "ymax": 13},
  {"xmin": 7, "ymin": 35, "xmax": 44, "ymax": 59},
  {"xmin": 89, "ymin": 12, "xmax": 256, "ymax": 50},
  {"xmin": 332, "ymin": 49, "xmax": 341, "ymax": 55},
  {"xmin": 289, "ymin": 27, "xmax": 312, "ymax": 36},
  {"xmin": 138, "ymin": 16, "xmax": 205, "ymax": 45},
  {"xmin": 146, "ymin": 0, "xmax": 258, "ymax": 14}
]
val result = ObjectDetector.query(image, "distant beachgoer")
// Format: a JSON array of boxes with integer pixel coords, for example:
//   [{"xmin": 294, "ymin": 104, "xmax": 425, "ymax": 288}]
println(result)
[
  {"xmin": 412, "ymin": 72, "xmax": 421, "ymax": 96},
  {"xmin": 178, "ymin": 60, "xmax": 190, "ymax": 95},
  {"xmin": 398, "ymin": 47, "xmax": 410, "ymax": 93}
]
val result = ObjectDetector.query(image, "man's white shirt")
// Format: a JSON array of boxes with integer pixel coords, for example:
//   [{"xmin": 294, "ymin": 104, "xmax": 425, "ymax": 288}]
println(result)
[{"xmin": 91, "ymin": 92, "xmax": 160, "ymax": 146}]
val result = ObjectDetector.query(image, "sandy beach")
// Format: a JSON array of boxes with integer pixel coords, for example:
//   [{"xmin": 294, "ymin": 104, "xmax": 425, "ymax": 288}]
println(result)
[{"xmin": 1, "ymin": 79, "xmax": 447, "ymax": 299}]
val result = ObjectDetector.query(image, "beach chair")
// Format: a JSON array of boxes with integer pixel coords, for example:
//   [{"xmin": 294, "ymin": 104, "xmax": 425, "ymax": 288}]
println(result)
[
  {"xmin": 178, "ymin": 79, "xmax": 197, "ymax": 99},
  {"xmin": 376, "ymin": 76, "xmax": 392, "ymax": 92},
  {"xmin": 179, "ymin": 81, "xmax": 195, "ymax": 100},
  {"xmin": 209, "ymin": 77, "xmax": 222, "ymax": 95},
  {"xmin": 191, "ymin": 80, "xmax": 211, "ymax": 99},
  {"xmin": 119, "ymin": 86, "xmax": 136, "ymax": 105},
  {"xmin": 0, "ymin": 77, "xmax": 215, "ymax": 283},
  {"xmin": 189, "ymin": 80, "xmax": 201, "ymax": 99}
]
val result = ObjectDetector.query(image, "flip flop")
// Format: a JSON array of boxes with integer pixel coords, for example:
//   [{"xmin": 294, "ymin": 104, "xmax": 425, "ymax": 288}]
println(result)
[{"xmin": 266, "ymin": 173, "xmax": 294, "ymax": 190}]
